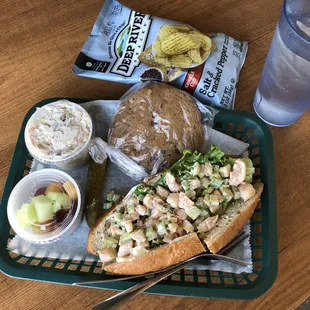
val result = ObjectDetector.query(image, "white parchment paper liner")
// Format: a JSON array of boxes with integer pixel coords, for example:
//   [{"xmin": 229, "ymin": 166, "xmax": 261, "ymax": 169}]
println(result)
[{"xmin": 7, "ymin": 100, "xmax": 253, "ymax": 273}]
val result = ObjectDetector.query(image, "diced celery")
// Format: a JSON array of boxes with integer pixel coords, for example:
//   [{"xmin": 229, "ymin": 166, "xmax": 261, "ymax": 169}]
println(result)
[
  {"xmin": 195, "ymin": 187, "xmax": 202, "ymax": 196},
  {"xmin": 145, "ymin": 227, "xmax": 158, "ymax": 241},
  {"xmin": 198, "ymin": 172, "xmax": 205, "ymax": 179},
  {"xmin": 127, "ymin": 204, "xmax": 135, "ymax": 214},
  {"xmin": 210, "ymin": 178, "xmax": 223, "ymax": 189},
  {"xmin": 185, "ymin": 206, "xmax": 201, "ymax": 220},
  {"xmin": 103, "ymin": 236, "xmax": 118, "ymax": 247},
  {"xmin": 207, "ymin": 186, "xmax": 215, "ymax": 194},
  {"xmin": 201, "ymin": 177, "xmax": 210, "ymax": 189},
  {"xmin": 185, "ymin": 190, "xmax": 196, "ymax": 200},
  {"xmin": 232, "ymin": 186, "xmax": 241, "ymax": 200},
  {"xmin": 106, "ymin": 191, "xmax": 121, "ymax": 203},
  {"xmin": 120, "ymin": 232, "xmax": 132, "ymax": 244},
  {"xmin": 130, "ymin": 229, "xmax": 146, "ymax": 241},
  {"xmin": 213, "ymin": 165, "xmax": 220, "ymax": 173},
  {"xmin": 220, "ymin": 187, "xmax": 233, "ymax": 201},
  {"xmin": 222, "ymin": 178, "xmax": 229, "ymax": 185},
  {"xmin": 113, "ymin": 212, "xmax": 123, "ymax": 223},
  {"xmin": 106, "ymin": 191, "xmax": 114, "ymax": 202},
  {"xmin": 195, "ymin": 196, "xmax": 204, "ymax": 207},
  {"xmin": 190, "ymin": 162, "xmax": 201, "ymax": 176},
  {"xmin": 113, "ymin": 193, "xmax": 121, "ymax": 202},
  {"xmin": 156, "ymin": 222, "xmax": 167, "ymax": 236},
  {"xmin": 241, "ymin": 158, "xmax": 255, "ymax": 183},
  {"xmin": 137, "ymin": 194, "xmax": 144, "ymax": 201},
  {"xmin": 212, "ymin": 172, "xmax": 222, "ymax": 179},
  {"xmin": 150, "ymin": 237, "xmax": 164, "ymax": 246},
  {"xmin": 245, "ymin": 169, "xmax": 255, "ymax": 183},
  {"xmin": 103, "ymin": 202, "xmax": 113, "ymax": 210},
  {"xmin": 200, "ymin": 210, "xmax": 209, "ymax": 217},
  {"xmin": 181, "ymin": 180, "xmax": 190, "ymax": 191},
  {"xmin": 204, "ymin": 194, "xmax": 211, "ymax": 206},
  {"xmin": 210, "ymin": 194, "xmax": 220, "ymax": 206}
]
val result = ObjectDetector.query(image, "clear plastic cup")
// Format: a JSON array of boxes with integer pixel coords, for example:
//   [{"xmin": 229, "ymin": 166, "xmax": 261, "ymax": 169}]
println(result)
[
  {"xmin": 7, "ymin": 169, "xmax": 83, "ymax": 244},
  {"xmin": 25, "ymin": 100, "xmax": 93, "ymax": 170},
  {"xmin": 253, "ymin": 0, "xmax": 310, "ymax": 127}
]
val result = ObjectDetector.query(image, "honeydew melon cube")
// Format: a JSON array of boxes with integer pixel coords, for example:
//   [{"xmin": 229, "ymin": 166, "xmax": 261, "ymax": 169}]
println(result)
[
  {"xmin": 16, "ymin": 203, "xmax": 38, "ymax": 228},
  {"xmin": 31, "ymin": 195, "xmax": 54, "ymax": 223},
  {"xmin": 46, "ymin": 192, "xmax": 71, "ymax": 209}
]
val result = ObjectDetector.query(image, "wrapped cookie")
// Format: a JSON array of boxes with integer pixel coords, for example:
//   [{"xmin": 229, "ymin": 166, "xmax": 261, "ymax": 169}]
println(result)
[{"xmin": 90, "ymin": 82, "xmax": 217, "ymax": 181}]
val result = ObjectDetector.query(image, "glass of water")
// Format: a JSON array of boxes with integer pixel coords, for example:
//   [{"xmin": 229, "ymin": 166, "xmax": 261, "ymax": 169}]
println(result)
[{"xmin": 253, "ymin": 0, "xmax": 310, "ymax": 127}]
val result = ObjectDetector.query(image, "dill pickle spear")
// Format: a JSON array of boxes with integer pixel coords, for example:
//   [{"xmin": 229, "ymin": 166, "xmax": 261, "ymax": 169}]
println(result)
[{"xmin": 85, "ymin": 158, "xmax": 107, "ymax": 228}]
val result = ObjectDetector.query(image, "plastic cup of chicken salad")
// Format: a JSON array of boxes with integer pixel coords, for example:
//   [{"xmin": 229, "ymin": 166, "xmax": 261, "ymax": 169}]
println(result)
[
  {"xmin": 7, "ymin": 169, "xmax": 83, "ymax": 244},
  {"xmin": 25, "ymin": 100, "xmax": 93, "ymax": 170}
]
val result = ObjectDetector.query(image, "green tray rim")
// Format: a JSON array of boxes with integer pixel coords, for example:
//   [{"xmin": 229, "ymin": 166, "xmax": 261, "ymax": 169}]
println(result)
[{"xmin": 0, "ymin": 97, "xmax": 278, "ymax": 300}]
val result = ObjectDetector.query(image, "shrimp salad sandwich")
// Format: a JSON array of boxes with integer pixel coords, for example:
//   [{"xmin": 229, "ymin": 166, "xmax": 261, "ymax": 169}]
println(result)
[{"xmin": 87, "ymin": 146, "xmax": 263, "ymax": 275}]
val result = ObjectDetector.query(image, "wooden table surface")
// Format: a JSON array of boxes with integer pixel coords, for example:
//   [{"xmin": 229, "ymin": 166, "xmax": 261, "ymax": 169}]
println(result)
[{"xmin": 1, "ymin": 0, "xmax": 309, "ymax": 309}]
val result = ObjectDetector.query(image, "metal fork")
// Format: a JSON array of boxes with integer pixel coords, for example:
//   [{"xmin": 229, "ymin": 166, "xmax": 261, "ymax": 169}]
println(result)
[
  {"xmin": 94, "ymin": 254, "xmax": 249, "ymax": 310},
  {"xmin": 85, "ymin": 232, "xmax": 249, "ymax": 310}
]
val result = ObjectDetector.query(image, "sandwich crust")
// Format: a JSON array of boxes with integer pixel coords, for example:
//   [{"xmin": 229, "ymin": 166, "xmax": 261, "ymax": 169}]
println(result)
[
  {"xmin": 103, "ymin": 233, "xmax": 205, "ymax": 275},
  {"xmin": 204, "ymin": 182, "xmax": 264, "ymax": 253}
]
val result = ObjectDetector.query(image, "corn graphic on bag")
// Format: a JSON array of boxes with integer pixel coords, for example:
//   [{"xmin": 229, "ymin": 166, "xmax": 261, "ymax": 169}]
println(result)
[{"xmin": 73, "ymin": 0, "xmax": 248, "ymax": 109}]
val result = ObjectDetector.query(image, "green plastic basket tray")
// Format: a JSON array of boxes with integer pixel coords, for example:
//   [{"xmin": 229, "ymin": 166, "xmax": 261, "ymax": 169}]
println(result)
[{"xmin": 0, "ymin": 98, "xmax": 278, "ymax": 300}]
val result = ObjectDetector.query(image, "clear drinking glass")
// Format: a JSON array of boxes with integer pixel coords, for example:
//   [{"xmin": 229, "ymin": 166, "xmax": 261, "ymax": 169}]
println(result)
[{"xmin": 253, "ymin": 0, "xmax": 310, "ymax": 127}]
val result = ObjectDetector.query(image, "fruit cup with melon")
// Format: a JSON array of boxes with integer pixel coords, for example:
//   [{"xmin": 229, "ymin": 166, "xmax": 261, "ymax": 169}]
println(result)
[
  {"xmin": 17, "ymin": 181, "xmax": 78, "ymax": 233},
  {"xmin": 7, "ymin": 169, "xmax": 82, "ymax": 243}
]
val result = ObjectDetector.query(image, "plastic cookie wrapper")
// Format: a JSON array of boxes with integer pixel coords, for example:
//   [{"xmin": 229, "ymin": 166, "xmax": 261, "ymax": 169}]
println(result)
[
  {"xmin": 73, "ymin": 0, "xmax": 248, "ymax": 109},
  {"xmin": 89, "ymin": 138, "xmax": 148, "ymax": 181},
  {"xmin": 89, "ymin": 82, "xmax": 218, "ymax": 181}
]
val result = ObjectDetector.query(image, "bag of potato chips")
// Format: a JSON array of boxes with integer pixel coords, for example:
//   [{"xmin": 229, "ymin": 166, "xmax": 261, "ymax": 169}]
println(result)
[{"xmin": 73, "ymin": 0, "xmax": 248, "ymax": 109}]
